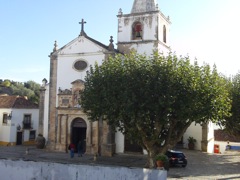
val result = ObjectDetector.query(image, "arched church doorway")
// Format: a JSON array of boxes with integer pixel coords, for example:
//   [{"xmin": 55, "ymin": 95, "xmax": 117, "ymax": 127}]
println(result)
[{"xmin": 71, "ymin": 118, "xmax": 87, "ymax": 153}]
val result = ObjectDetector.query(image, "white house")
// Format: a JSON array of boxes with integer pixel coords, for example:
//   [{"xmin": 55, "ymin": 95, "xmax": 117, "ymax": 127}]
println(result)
[{"xmin": 0, "ymin": 95, "xmax": 39, "ymax": 146}]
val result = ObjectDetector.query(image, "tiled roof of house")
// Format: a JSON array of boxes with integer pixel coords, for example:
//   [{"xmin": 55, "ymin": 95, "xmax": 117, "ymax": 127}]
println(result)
[
  {"xmin": 214, "ymin": 129, "xmax": 240, "ymax": 142},
  {"xmin": 0, "ymin": 95, "xmax": 38, "ymax": 109}
]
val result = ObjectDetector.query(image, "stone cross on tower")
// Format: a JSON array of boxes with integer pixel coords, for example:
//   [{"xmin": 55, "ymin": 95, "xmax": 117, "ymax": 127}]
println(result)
[{"xmin": 79, "ymin": 19, "xmax": 87, "ymax": 36}]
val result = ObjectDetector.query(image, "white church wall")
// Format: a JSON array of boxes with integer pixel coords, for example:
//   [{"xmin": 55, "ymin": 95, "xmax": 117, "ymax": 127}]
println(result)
[
  {"xmin": 118, "ymin": 13, "xmax": 159, "ymax": 42},
  {"xmin": 158, "ymin": 14, "xmax": 171, "ymax": 46},
  {"xmin": 55, "ymin": 54, "xmax": 105, "ymax": 107},
  {"xmin": 56, "ymin": 54, "xmax": 105, "ymax": 91},
  {"xmin": 59, "ymin": 37, "xmax": 106, "ymax": 54},
  {"xmin": 43, "ymin": 84, "xmax": 49, "ymax": 140},
  {"xmin": 183, "ymin": 122, "xmax": 202, "ymax": 151},
  {"xmin": 207, "ymin": 122, "xmax": 214, "ymax": 153},
  {"xmin": 129, "ymin": 43, "xmax": 158, "ymax": 56}
]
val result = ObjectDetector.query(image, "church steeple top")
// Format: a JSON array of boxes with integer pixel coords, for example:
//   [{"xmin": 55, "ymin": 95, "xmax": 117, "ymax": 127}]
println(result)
[{"xmin": 131, "ymin": 0, "xmax": 157, "ymax": 13}]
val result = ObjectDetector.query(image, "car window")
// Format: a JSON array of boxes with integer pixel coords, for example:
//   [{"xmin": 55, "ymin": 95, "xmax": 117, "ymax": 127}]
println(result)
[{"xmin": 174, "ymin": 153, "xmax": 185, "ymax": 158}]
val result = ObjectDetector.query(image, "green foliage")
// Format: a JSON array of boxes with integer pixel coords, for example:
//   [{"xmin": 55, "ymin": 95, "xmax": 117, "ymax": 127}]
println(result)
[
  {"xmin": 222, "ymin": 73, "xmax": 240, "ymax": 138},
  {"xmin": 2, "ymin": 79, "xmax": 11, "ymax": 87},
  {"xmin": 81, "ymin": 51, "xmax": 231, "ymax": 167},
  {"xmin": 0, "ymin": 79, "xmax": 40, "ymax": 104},
  {"xmin": 155, "ymin": 153, "xmax": 168, "ymax": 162},
  {"xmin": 187, "ymin": 136, "xmax": 197, "ymax": 144}
]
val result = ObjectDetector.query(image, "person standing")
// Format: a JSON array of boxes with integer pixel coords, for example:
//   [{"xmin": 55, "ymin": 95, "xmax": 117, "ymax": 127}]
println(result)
[
  {"xmin": 77, "ymin": 140, "xmax": 83, "ymax": 157},
  {"xmin": 69, "ymin": 142, "xmax": 75, "ymax": 158}
]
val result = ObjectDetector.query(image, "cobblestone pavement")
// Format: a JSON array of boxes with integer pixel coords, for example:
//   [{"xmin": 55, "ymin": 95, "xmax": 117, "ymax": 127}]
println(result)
[
  {"xmin": 167, "ymin": 149, "xmax": 240, "ymax": 180},
  {"xmin": 0, "ymin": 146, "xmax": 239, "ymax": 180}
]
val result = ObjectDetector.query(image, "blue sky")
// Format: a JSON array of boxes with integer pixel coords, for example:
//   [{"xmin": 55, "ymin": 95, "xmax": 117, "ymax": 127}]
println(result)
[{"xmin": 1, "ymin": 0, "xmax": 240, "ymax": 84}]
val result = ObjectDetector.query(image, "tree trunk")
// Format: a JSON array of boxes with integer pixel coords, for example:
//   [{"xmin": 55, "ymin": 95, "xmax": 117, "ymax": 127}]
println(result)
[{"xmin": 146, "ymin": 149, "xmax": 158, "ymax": 169}]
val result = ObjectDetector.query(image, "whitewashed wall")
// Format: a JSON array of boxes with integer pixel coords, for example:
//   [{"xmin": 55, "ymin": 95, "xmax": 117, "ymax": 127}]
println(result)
[
  {"xmin": 0, "ymin": 108, "xmax": 39, "ymax": 144},
  {"xmin": 183, "ymin": 123, "xmax": 202, "ymax": 150},
  {"xmin": 117, "ymin": 14, "xmax": 158, "ymax": 42},
  {"xmin": 115, "ymin": 131, "xmax": 124, "ymax": 153},
  {"xmin": 117, "ymin": 12, "xmax": 170, "ymax": 56},
  {"xmin": 0, "ymin": 109, "xmax": 10, "ymax": 143},
  {"xmin": 56, "ymin": 37, "xmax": 106, "ymax": 91},
  {"xmin": 207, "ymin": 122, "xmax": 214, "ymax": 153},
  {"xmin": 0, "ymin": 160, "xmax": 167, "ymax": 180},
  {"xmin": 43, "ymin": 84, "xmax": 49, "ymax": 140},
  {"xmin": 214, "ymin": 141, "xmax": 240, "ymax": 154}
]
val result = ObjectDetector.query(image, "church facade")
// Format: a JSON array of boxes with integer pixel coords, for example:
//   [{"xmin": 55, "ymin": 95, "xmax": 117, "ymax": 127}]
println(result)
[{"xmin": 40, "ymin": 0, "xmax": 172, "ymax": 156}]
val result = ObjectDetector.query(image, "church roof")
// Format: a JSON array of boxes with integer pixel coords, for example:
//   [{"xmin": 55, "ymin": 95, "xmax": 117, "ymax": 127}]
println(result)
[
  {"xmin": 52, "ymin": 33, "xmax": 118, "ymax": 55},
  {"xmin": 131, "ymin": 0, "xmax": 157, "ymax": 13},
  {"xmin": 84, "ymin": 34, "xmax": 118, "ymax": 53},
  {"xmin": 0, "ymin": 95, "xmax": 38, "ymax": 109},
  {"xmin": 51, "ymin": 19, "xmax": 118, "ymax": 55}
]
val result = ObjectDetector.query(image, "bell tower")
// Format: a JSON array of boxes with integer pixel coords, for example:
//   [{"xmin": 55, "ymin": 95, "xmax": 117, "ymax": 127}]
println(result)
[{"xmin": 117, "ymin": 0, "xmax": 171, "ymax": 56}]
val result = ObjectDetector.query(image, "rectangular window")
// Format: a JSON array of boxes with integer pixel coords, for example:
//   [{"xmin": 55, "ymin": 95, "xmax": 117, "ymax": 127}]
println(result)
[
  {"xmin": 2, "ymin": 114, "xmax": 7, "ymax": 124},
  {"xmin": 29, "ymin": 130, "xmax": 36, "ymax": 140},
  {"xmin": 23, "ymin": 114, "xmax": 31, "ymax": 129}
]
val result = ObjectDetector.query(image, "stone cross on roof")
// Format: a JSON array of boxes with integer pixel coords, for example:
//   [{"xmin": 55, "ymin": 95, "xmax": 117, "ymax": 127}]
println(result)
[{"xmin": 79, "ymin": 19, "xmax": 87, "ymax": 36}]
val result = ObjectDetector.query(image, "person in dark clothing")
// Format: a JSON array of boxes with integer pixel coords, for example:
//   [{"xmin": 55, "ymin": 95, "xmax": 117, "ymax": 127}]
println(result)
[
  {"xmin": 68, "ymin": 142, "xmax": 75, "ymax": 158},
  {"xmin": 77, "ymin": 140, "xmax": 83, "ymax": 157}
]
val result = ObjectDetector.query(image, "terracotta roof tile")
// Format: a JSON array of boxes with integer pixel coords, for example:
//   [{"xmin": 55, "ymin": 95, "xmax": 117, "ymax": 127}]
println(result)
[
  {"xmin": 0, "ymin": 95, "xmax": 38, "ymax": 109},
  {"xmin": 214, "ymin": 129, "xmax": 240, "ymax": 142}
]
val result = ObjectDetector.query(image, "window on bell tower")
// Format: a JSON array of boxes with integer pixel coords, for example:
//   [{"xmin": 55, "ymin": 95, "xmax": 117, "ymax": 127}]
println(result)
[
  {"xmin": 163, "ymin": 25, "xmax": 167, "ymax": 43},
  {"xmin": 132, "ymin": 22, "xmax": 143, "ymax": 40}
]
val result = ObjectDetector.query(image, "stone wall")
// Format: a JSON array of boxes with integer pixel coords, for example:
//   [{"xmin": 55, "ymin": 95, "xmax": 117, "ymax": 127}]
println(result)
[{"xmin": 0, "ymin": 159, "xmax": 167, "ymax": 180}]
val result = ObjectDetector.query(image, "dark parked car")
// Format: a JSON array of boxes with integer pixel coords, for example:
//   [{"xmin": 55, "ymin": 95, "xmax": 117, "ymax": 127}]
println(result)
[{"xmin": 166, "ymin": 150, "xmax": 187, "ymax": 167}]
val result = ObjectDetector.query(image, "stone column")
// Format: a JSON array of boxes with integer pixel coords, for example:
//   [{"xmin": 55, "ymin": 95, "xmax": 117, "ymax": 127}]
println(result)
[
  {"xmin": 38, "ymin": 85, "xmax": 46, "ymax": 136},
  {"xmin": 86, "ymin": 121, "xmax": 93, "ymax": 154},
  {"xmin": 201, "ymin": 122, "xmax": 208, "ymax": 152},
  {"xmin": 47, "ymin": 42, "xmax": 58, "ymax": 150},
  {"xmin": 65, "ymin": 115, "xmax": 69, "ymax": 153},
  {"xmin": 101, "ymin": 121, "xmax": 116, "ymax": 156},
  {"xmin": 57, "ymin": 115, "xmax": 62, "ymax": 144}
]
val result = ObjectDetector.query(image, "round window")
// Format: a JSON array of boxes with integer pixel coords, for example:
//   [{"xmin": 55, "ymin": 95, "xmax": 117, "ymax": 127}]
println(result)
[{"xmin": 73, "ymin": 60, "xmax": 88, "ymax": 71}]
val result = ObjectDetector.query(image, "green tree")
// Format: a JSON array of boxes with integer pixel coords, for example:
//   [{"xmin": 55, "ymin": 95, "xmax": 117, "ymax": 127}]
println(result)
[
  {"xmin": 24, "ymin": 80, "xmax": 40, "ymax": 103},
  {"xmin": 2, "ymin": 79, "xmax": 11, "ymax": 87},
  {"xmin": 11, "ymin": 81, "xmax": 40, "ymax": 104},
  {"xmin": 222, "ymin": 73, "xmax": 240, "ymax": 138},
  {"xmin": 81, "ymin": 52, "xmax": 231, "ymax": 168}
]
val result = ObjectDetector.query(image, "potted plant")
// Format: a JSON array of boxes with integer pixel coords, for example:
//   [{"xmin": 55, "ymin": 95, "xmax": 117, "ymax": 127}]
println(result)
[
  {"xmin": 155, "ymin": 153, "xmax": 169, "ymax": 169},
  {"xmin": 35, "ymin": 134, "xmax": 46, "ymax": 149},
  {"xmin": 188, "ymin": 136, "xmax": 197, "ymax": 150}
]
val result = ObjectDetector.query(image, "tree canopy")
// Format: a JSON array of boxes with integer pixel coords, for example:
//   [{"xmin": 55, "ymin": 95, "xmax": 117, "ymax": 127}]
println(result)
[
  {"xmin": 80, "ymin": 52, "xmax": 231, "ymax": 168},
  {"xmin": 0, "ymin": 80, "xmax": 40, "ymax": 104},
  {"xmin": 222, "ymin": 73, "xmax": 240, "ymax": 138}
]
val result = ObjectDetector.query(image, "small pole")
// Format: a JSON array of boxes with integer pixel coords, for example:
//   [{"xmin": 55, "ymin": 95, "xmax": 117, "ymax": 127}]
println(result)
[
  {"xmin": 26, "ymin": 148, "xmax": 29, "ymax": 155},
  {"xmin": 93, "ymin": 153, "xmax": 97, "ymax": 161}
]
